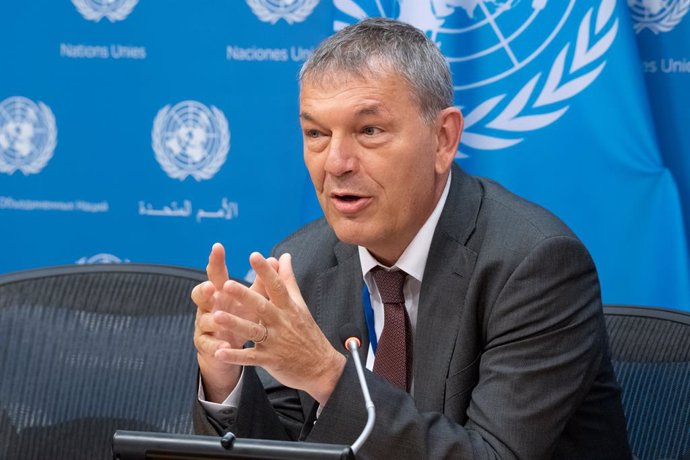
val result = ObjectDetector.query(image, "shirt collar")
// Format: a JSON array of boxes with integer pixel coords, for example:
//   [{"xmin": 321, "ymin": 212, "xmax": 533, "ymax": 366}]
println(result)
[{"xmin": 358, "ymin": 171, "xmax": 452, "ymax": 282}]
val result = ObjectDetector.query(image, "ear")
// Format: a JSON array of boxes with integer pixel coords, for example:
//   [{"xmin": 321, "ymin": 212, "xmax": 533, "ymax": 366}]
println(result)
[{"xmin": 434, "ymin": 107, "xmax": 463, "ymax": 174}]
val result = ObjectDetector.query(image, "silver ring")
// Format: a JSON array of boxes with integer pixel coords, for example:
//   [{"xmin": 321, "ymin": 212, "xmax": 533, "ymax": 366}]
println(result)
[{"xmin": 255, "ymin": 321, "xmax": 268, "ymax": 344}]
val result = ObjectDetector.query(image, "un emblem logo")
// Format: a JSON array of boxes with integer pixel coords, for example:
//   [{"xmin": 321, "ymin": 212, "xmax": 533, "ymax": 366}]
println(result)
[
  {"xmin": 0, "ymin": 97, "xmax": 57, "ymax": 176},
  {"xmin": 247, "ymin": 0, "xmax": 319, "ymax": 24},
  {"xmin": 152, "ymin": 101, "xmax": 230, "ymax": 181},
  {"xmin": 72, "ymin": 0, "xmax": 139, "ymax": 23},
  {"xmin": 335, "ymin": 0, "xmax": 618, "ymax": 153},
  {"xmin": 76, "ymin": 253, "xmax": 128, "ymax": 264},
  {"xmin": 628, "ymin": 0, "xmax": 690, "ymax": 34}
]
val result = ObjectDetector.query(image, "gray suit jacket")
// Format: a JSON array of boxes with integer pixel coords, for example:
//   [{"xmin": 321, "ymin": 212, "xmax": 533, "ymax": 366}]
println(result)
[{"xmin": 194, "ymin": 164, "xmax": 631, "ymax": 459}]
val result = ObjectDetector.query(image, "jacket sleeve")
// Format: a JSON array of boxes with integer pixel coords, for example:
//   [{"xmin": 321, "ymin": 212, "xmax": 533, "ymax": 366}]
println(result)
[{"xmin": 193, "ymin": 365, "xmax": 305, "ymax": 440}]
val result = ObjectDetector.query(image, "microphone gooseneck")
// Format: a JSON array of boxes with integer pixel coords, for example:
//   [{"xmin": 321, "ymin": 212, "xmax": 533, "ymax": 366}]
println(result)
[{"xmin": 338, "ymin": 323, "xmax": 376, "ymax": 454}]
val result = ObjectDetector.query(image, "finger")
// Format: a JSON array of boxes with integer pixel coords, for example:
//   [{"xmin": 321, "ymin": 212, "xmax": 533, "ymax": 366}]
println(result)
[
  {"xmin": 222, "ymin": 280, "xmax": 277, "ymax": 322},
  {"xmin": 191, "ymin": 281, "xmax": 216, "ymax": 312},
  {"xmin": 215, "ymin": 347, "xmax": 262, "ymax": 367},
  {"xmin": 266, "ymin": 257, "xmax": 279, "ymax": 271},
  {"xmin": 194, "ymin": 332, "xmax": 231, "ymax": 357},
  {"xmin": 195, "ymin": 311, "xmax": 221, "ymax": 335},
  {"xmin": 213, "ymin": 310, "xmax": 268, "ymax": 343},
  {"xmin": 278, "ymin": 253, "xmax": 303, "ymax": 303},
  {"xmin": 249, "ymin": 252, "xmax": 292, "ymax": 309},
  {"xmin": 207, "ymin": 242, "xmax": 229, "ymax": 290},
  {"xmin": 249, "ymin": 256, "xmax": 279, "ymax": 298}
]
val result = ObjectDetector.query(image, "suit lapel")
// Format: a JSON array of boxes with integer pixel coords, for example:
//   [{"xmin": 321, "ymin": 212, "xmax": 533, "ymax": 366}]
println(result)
[
  {"xmin": 315, "ymin": 242, "xmax": 368, "ymax": 359},
  {"xmin": 299, "ymin": 241, "xmax": 365, "ymax": 433},
  {"xmin": 412, "ymin": 165, "xmax": 482, "ymax": 412}
]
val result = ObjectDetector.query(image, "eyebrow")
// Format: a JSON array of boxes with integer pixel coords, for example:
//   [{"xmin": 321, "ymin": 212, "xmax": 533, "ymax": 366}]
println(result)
[
  {"xmin": 300, "ymin": 104, "xmax": 385, "ymax": 122},
  {"xmin": 354, "ymin": 104, "xmax": 383, "ymax": 117}
]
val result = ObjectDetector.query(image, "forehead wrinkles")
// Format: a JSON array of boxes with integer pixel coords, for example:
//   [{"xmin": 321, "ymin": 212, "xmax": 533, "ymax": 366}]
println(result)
[
  {"xmin": 301, "ymin": 63, "xmax": 423, "ymax": 110},
  {"xmin": 300, "ymin": 98, "xmax": 395, "ymax": 129},
  {"xmin": 300, "ymin": 76, "xmax": 404, "ymax": 123}
]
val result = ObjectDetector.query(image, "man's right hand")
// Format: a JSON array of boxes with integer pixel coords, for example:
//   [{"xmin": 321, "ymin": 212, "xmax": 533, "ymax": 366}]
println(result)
[{"xmin": 192, "ymin": 242, "xmax": 274, "ymax": 403}]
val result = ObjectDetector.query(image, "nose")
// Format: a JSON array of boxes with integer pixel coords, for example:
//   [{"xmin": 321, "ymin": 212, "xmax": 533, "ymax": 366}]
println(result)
[{"xmin": 324, "ymin": 134, "xmax": 357, "ymax": 177}]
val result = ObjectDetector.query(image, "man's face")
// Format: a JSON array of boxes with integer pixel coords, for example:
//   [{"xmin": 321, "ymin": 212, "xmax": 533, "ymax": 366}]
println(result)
[{"xmin": 300, "ymin": 71, "xmax": 448, "ymax": 265}]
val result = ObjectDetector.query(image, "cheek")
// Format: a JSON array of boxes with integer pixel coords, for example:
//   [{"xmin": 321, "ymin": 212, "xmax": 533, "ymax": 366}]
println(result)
[
  {"xmin": 390, "ymin": 156, "xmax": 436, "ymax": 207},
  {"xmin": 304, "ymin": 153, "xmax": 325, "ymax": 192}
]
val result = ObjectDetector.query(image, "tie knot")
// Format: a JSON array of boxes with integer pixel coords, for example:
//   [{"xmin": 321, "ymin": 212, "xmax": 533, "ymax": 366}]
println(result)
[{"xmin": 372, "ymin": 267, "xmax": 406, "ymax": 304}]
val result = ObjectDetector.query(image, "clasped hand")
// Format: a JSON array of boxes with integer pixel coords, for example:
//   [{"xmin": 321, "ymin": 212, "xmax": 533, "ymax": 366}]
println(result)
[{"xmin": 193, "ymin": 243, "xmax": 346, "ymax": 406}]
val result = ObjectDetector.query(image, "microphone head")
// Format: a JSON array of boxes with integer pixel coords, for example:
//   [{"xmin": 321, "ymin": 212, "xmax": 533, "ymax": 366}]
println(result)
[{"xmin": 338, "ymin": 323, "xmax": 362, "ymax": 351}]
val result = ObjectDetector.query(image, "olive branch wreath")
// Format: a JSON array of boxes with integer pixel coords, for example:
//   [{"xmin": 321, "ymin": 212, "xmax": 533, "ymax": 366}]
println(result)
[
  {"xmin": 247, "ymin": 0, "xmax": 320, "ymax": 25},
  {"xmin": 71, "ymin": 0, "xmax": 139, "ymax": 22},
  {"xmin": 460, "ymin": 0, "xmax": 619, "ymax": 153},
  {"xmin": 632, "ymin": 0, "xmax": 690, "ymax": 34}
]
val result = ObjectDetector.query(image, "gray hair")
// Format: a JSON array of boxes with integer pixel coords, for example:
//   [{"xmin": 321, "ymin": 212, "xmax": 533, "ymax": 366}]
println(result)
[{"xmin": 299, "ymin": 17, "xmax": 454, "ymax": 124}]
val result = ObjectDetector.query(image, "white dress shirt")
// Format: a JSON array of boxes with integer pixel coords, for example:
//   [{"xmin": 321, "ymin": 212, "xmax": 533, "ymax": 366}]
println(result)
[
  {"xmin": 358, "ymin": 172, "xmax": 451, "ymax": 378},
  {"xmin": 199, "ymin": 173, "xmax": 451, "ymax": 419}
]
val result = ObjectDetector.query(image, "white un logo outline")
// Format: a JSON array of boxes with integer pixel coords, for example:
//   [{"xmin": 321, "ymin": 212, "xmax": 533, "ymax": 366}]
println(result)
[
  {"xmin": 246, "ymin": 0, "xmax": 320, "ymax": 24},
  {"xmin": 0, "ymin": 96, "xmax": 57, "ymax": 176},
  {"xmin": 334, "ymin": 0, "xmax": 618, "ymax": 154},
  {"xmin": 628, "ymin": 0, "xmax": 690, "ymax": 34},
  {"xmin": 76, "ymin": 253, "xmax": 128, "ymax": 264},
  {"xmin": 152, "ymin": 100, "xmax": 230, "ymax": 182},
  {"xmin": 71, "ymin": 0, "xmax": 139, "ymax": 23}
]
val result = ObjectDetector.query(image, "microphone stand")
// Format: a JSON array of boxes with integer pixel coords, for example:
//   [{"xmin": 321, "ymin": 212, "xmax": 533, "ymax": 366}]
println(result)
[{"xmin": 344, "ymin": 336, "xmax": 376, "ymax": 454}]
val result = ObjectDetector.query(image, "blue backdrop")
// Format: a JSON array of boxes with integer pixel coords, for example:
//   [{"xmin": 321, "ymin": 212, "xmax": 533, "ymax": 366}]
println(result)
[{"xmin": 1, "ymin": 0, "xmax": 688, "ymax": 311}]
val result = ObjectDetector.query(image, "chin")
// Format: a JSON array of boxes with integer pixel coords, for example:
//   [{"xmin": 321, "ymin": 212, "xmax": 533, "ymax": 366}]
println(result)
[{"xmin": 329, "ymin": 220, "xmax": 372, "ymax": 247}]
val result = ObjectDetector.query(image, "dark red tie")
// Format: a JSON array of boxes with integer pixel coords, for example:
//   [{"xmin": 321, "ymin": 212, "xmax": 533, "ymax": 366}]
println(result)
[{"xmin": 371, "ymin": 267, "xmax": 412, "ymax": 392}]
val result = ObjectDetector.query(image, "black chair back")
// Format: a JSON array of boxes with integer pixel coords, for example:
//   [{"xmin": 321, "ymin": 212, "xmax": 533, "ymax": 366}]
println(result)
[
  {"xmin": 604, "ymin": 305, "xmax": 690, "ymax": 460},
  {"xmin": 0, "ymin": 264, "xmax": 206, "ymax": 459}
]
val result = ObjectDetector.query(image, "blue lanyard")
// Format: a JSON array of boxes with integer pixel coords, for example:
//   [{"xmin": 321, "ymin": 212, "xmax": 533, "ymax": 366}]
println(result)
[{"xmin": 362, "ymin": 284, "xmax": 378, "ymax": 354}]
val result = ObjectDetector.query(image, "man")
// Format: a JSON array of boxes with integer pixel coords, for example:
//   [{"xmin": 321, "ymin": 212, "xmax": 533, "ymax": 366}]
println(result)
[{"xmin": 192, "ymin": 18, "xmax": 631, "ymax": 459}]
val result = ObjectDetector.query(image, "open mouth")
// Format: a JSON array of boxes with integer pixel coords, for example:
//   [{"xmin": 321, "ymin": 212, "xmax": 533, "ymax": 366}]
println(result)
[
  {"xmin": 335, "ymin": 194, "xmax": 361, "ymax": 202},
  {"xmin": 330, "ymin": 193, "xmax": 371, "ymax": 214}
]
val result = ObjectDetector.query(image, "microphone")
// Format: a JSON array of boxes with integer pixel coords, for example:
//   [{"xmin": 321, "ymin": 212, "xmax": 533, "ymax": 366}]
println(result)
[{"xmin": 338, "ymin": 323, "xmax": 376, "ymax": 454}]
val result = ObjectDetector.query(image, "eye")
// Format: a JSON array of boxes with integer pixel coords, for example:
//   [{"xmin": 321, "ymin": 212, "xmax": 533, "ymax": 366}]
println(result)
[
  {"xmin": 362, "ymin": 126, "xmax": 381, "ymax": 135},
  {"xmin": 305, "ymin": 129, "xmax": 321, "ymax": 139}
]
